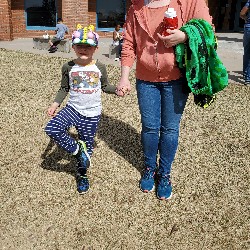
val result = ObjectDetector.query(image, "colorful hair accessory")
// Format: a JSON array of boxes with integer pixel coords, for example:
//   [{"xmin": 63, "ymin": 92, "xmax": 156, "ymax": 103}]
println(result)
[
  {"xmin": 72, "ymin": 24, "xmax": 99, "ymax": 46},
  {"xmin": 88, "ymin": 25, "xmax": 95, "ymax": 32},
  {"xmin": 76, "ymin": 24, "xmax": 83, "ymax": 30}
]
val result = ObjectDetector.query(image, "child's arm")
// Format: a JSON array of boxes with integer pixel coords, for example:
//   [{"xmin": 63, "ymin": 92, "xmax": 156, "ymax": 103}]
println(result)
[
  {"xmin": 113, "ymin": 31, "xmax": 118, "ymax": 41},
  {"xmin": 54, "ymin": 63, "xmax": 71, "ymax": 102},
  {"xmin": 55, "ymin": 23, "xmax": 59, "ymax": 34},
  {"xmin": 47, "ymin": 62, "xmax": 71, "ymax": 117},
  {"xmin": 96, "ymin": 61, "xmax": 116, "ymax": 94},
  {"xmin": 240, "ymin": 5, "xmax": 249, "ymax": 21}
]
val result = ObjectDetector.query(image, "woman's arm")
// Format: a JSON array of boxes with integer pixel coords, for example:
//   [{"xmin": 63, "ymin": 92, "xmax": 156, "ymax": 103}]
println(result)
[
  {"xmin": 116, "ymin": 6, "xmax": 136, "ymax": 97},
  {"xmin": 116, "ymin": 66, "xmax": 131, "ymax": 97},
  {"xmin": 157, "ymin": 30, "xmax": 187, "ymax": 48},
  {"xmin": 120, "ymin": 6, "xmax": 136, "ymax": 68},
  {"xmin": 158, "ymin": 0, "xmax": 213, "ymax": 48}
]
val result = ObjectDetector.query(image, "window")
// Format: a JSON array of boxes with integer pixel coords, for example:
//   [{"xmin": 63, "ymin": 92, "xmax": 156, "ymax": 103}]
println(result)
[
  {"xmin": 96, "ymin": 0, "xmax": 126, "ymax": 31},
  {"xmin": 25, "ymin": 0, "xmax": 57, "ymax": 30}
]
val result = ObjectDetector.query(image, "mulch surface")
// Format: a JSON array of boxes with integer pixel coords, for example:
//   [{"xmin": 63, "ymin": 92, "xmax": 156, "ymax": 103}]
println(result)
[{"xmin": 0, "ymin": 48, "xmax": 249, "ymax": 250}]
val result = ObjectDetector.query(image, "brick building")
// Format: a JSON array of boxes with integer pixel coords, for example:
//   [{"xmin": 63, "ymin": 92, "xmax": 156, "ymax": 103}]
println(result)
[{"xmin": 0, "ymin": 0, "xmax": 247, "ymax": 41}]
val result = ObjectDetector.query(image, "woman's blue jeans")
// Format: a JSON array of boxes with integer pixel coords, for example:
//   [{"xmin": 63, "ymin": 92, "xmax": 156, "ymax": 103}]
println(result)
[
  {"xmin": 136, "ymin": 78, "xmax": 188, "ymax": 175},
  {"xmin": 243, "ymin": 24, "xmax": 250, "ymax": 82}
]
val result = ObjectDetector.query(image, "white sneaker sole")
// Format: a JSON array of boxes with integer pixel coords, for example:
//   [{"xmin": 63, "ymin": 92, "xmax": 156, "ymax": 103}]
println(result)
[
  {"xmin": 140, "ymin": 185, "xmax": 155, "ymax": 193},
  {"xmin": 157, "ymin": 192, "xmax": 172, "ymax": 200}
]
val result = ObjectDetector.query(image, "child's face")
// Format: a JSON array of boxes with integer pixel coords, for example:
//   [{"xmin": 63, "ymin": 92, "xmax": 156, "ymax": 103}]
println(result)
[
  {"xmin": 115, "ymin": 25, "xmax": 121, "ymax": 31},
  {"xmin": 73, "ymin": 44, "xmax": 97, "ymax": 60}
]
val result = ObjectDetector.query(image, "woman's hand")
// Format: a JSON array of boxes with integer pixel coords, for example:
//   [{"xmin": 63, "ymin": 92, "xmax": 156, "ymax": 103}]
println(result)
[
  {"xmin": 47, "ymin": 102, "xmax": 59, "ymax": 117},
  {"xmin": 157, "ymin": 29, "xmax": 187, "ymax": 48},
  {"xmin": 115, "ymin": 78, "xmax": 131, "ymax": 97},
  {"xmin": 116, "ymin": 66, "xmax": 132, "ymax": 97}
]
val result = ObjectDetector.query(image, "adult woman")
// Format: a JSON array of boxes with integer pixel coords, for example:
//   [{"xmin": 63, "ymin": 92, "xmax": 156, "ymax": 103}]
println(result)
[{"xmin": 116, "ymin": 0, "xmax": 213, "ymax": 200}]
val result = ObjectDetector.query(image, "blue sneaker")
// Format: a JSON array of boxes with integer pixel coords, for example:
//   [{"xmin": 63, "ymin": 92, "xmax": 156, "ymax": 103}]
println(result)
[
  {"xmin": 76, "ymin": 174, "xmax": 89, "ymax": 194},
  {"xmin": 157, "ymin": 174, "xmax": 172, "ymax": 200},
  {"xmin": 75, "ymin": 140, "xmax": 91, "ymax": 194},
  {"xmin": 140, "ymin": 167, "xmax": 155, "ymax": 192},
  {"xmin": 76, "ymin": 140, "xmax": 91, "ymax": 169}
]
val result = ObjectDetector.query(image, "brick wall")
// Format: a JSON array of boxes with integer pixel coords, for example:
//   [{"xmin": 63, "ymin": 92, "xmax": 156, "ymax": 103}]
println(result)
[
  {"xmin": 11, "ymin": 0, "xmax": 26, "ymax": 38},
  {"xmin": 0, "ymin": 0, "xmax": 13, "ymax": 40},
  {"xmin": 60, "ymin": 0, "xmax": 132, "ymax": 38},
  {"xmin": 11, "ymin": 0, "xmax": 53, "ymax": 39},
  {"xmin": 62, "ymin": 0, "xmax": 88, "ymax": 34},
  {"xmin": 0, "ymin": 0, "xmax": 132, "ymax": 40}
]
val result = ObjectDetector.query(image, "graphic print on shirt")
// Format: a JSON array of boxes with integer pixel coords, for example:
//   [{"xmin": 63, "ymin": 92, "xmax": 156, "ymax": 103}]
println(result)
[{"xmin": 70, "ymin": 70, "xmax": 100, "ymax": 94}]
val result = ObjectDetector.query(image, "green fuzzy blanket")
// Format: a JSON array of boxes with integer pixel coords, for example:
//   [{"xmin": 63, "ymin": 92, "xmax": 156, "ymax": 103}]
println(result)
[{"xmin": 175, "ymin": 19, "xmax": 228, "ymax": 99}]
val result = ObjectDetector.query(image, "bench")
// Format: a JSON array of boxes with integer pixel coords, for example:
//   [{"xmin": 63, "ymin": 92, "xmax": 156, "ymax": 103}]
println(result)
[
  {"xmin": 109, "ymin": 44, "xmax": 120, "ymax": 59},
  {"xmin": 33, "ymin": 37, "xmax": 71, "ymax": 53}
]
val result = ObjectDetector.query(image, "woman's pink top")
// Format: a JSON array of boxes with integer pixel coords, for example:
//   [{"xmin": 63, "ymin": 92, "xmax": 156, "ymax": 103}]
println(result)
[{"xmin": 121, "ymin": 0, "xmax": 213, "ymax": 82}]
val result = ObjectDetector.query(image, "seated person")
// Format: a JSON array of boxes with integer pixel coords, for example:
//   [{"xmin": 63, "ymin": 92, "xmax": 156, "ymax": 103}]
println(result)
[{"xmin": 48, "ymin": 18, "xmax": 69, "ymax": 53}]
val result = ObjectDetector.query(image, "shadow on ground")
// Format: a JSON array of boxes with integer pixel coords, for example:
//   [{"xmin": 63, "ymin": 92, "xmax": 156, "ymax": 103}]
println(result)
[
  {"xmin": 40, "ymin": 114, "xmax": 144, "ymax": 176},
  {"xmin": 217, "ymin": 36, "xmax": 243, "ymax": 43},
  {"xmin": 98, "ymin": 113, "xmax": 144, "ymax": 174},
  {"xmin": 227, "ymin": 70, "xmax": 246, "ymax": 84},
  {"xmin": 102, "ymin": 53, "xmax": 109, "ymax": 58},
  {"xmin": 41, "ymin": 139, "xmax": 76, "ymax": 176}
]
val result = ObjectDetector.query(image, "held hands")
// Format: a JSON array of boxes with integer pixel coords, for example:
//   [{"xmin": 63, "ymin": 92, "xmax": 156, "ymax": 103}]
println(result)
[
  {"xmin": 115, "ymin": 78, "xmax": 131, "ymax": 97},
  {"xmin": 47, "ymin": 102, "xmax": 59, "ymax": 117},
  {"xmin": 157, "ymin": 29, "xmax": 187, "ymax": 48}
]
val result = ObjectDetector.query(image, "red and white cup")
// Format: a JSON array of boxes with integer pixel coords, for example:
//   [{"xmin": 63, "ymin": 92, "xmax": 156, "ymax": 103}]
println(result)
[{"xmin": 162, "ymin": 8, "xmax": 178, "ymax": 36}]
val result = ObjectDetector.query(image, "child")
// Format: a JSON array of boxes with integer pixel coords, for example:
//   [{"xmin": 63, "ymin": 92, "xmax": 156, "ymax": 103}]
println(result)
[
  {"xmin": 112, "ymin": 23, "xmax": 123, "ymax": 61},
  {"xmin": 45, "ymin": 25, "xmax": 116, "ymax": 194},
  {"xmin": 48, "ymin": 18, "xmax": 69, "ymax": 53}
]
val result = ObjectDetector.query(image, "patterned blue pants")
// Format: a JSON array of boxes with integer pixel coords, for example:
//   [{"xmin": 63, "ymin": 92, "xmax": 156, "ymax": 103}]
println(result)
[{"xmin": 45, "ymin": 105, "xmax": 100, "ymax": 156}]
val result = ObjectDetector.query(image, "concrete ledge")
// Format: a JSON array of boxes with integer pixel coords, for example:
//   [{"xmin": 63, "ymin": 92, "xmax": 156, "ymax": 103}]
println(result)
[{"xmin": 33, "ymin": 37, "xmax": 71, "ymax": 53}]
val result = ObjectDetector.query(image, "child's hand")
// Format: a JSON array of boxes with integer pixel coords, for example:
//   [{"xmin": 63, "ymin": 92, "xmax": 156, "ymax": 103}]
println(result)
[
  {"xmin": 157, "ymin": 30, "xmax": 187, "ymax": 48},
  {"xmin": 47, "ymin": 102, "xmax": 59, "ymax": 117},
  {"xmin": 115, "ymin": 79, "xmax": 131, "ymax": 97},
  {"xmin": 47, "ymin": 107, "xmax": 56, "ymax": 117}
]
